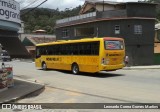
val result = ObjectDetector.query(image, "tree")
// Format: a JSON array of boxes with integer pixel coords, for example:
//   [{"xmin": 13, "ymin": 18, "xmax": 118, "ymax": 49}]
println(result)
[
  {"xmin": 144, "ymin": 0, "xmax": 160, "ymax": 3},
  {"xmin": 143, "ymin": 0, "xmax": 160, "ymax": 22},
  {"xmin": 21, "ymin": 6, "xmax": 81, "ymax": 34}
]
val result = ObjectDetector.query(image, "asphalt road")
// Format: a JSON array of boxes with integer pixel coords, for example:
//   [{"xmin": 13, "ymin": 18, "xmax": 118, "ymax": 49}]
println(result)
[{"xmin": 3, "ymin": 60, "xmax": 160, "ymax": 103}]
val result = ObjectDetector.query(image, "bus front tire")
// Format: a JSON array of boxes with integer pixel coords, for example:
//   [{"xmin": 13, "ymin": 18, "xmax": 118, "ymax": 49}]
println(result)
[
  {"xmin": 72, "ymin": 63, "xmax": 79, "ymax": 75},
  {"xmin": 42, "ymin": 62, "xmax": 47, "ymax": 70}
]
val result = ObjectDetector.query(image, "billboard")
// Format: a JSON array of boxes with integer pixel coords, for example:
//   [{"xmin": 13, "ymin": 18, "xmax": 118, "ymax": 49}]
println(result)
[{"xmin": 0, "ymin": 0, "xmax": 21, "ymax": 24}]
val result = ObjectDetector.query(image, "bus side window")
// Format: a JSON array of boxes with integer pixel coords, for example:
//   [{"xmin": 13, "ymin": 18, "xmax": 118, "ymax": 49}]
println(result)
[
  {"xmin": 57, "ymin": 45, "xmax": 61, "ymax": 55},
  {"xmin": 95, "ymin": 42, "xmax": 99, "ymax": 55},
  {"xmin": 61, "ymin": 44, "xmax": 66, "ymax": 55},
  {"xmin": 79, "ymin": 43, "xmax": 84, "ymax": 55},
  {"xmin": 70, "ymin": 44, "xmax": 74, "ymax": 55},
  {"xmin": 73, "ymin": 44, "xmax": 78, "ymax": 55},
  {"xmin": 52, "ymin": 45, "xmax": 56, "ymax": 55},
  {"xmin": 90, "ymin": 42, "xmax": 99, "ymax": 55},
  {"xmin": 87, "ymin": 43, "xmax": 91, "ymax": 55},
  {"xmin": 69, "ymin": 44, "xmax": 71, "ymax": 55},
  {"xmin": 36, "ymin": 47, "xmax": 40, "ymax": 58},
  {"xmin": 42, "ymin": 47, "xmax": 47, "ymax": 55},
  {"xmin": 83, "ymin": 43, "xmax": 90, "ymax": 55},
  {"xmin": 54, "ymin": 45, "xmax": 58, "ymax": 55},
  {"xmin": 60, "ymin": 44, "xmax": 64, "ymax": 55},
  {"xmin": 91, "ymin": 43, "xmax": 95, "ymax": 55},
  {"xmin": 95, "ymin": 42, "xmax": 100, "ymax": 55},
  {"xmin": 46, "ymin": 48, "xmax": 48, "ymax": 55},
  {"xmin": 61, "ymin": 44, "xmax": 64, "ymax": 55},
  {"xmin": 66, "ymin": 44, "xmax": 70, "ymax": 55},
  {"xmin": 48, "ymin": 46, "xmax": 53, "ymax": 55}
]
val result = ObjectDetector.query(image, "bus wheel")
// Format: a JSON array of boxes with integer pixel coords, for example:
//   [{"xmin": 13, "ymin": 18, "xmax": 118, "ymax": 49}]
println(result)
[
  {"xmin": 72, "ymin": 63, "xmax": 79, "ymax": 75},
  {"xmin": 42, "ymin": 62, "xmax": 47, "ymax": 70}
]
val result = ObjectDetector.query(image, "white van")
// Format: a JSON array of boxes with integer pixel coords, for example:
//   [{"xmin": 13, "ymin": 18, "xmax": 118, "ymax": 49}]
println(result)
[{"xmin": 0, "ymin": 50, "xmax": 11, "ymax": 61}]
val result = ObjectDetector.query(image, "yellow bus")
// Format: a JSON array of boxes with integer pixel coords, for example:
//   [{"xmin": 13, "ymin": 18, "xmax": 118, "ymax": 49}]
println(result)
[{"xmin": 35, "ymin": 37, "xmax": 125, "ymax": 74}]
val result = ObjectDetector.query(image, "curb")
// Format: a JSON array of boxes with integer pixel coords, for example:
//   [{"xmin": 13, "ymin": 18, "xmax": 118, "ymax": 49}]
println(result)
[
  {"xmin": 123, "ymin": 67, "xmax": 160, "ymax": 70},
  {"xmin": 2, "ymin": 86, "xmax": 45, "ymax": 103},
  {"xmin": 12, "ymin": 59, "xmax": 34, "ymax": 63},
  {"xmin": 0, "ymin": 79, "xmax": 45, "ymax": 103}
]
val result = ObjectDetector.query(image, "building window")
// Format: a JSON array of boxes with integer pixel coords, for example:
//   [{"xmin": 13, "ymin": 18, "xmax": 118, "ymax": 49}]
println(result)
[
  {"xmin": 75, "ymin": 27, "xmax": 94, "ymax": 37},
  {"xmin": 62, "ymin": 29, "xmax": 69, "ymax": 38},
  {"xmin": 134, "ymin": 25, "xmax": 142, "ymax": 34},
  {"xmin": 115, "ymin": 25, "xmax": 120, "ymax": 34}
]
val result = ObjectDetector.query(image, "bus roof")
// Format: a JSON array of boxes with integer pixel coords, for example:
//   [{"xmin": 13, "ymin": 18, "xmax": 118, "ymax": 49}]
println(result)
[{"xmin": 36, "ymin": 37, "xmax": 123, "ymax": 46}]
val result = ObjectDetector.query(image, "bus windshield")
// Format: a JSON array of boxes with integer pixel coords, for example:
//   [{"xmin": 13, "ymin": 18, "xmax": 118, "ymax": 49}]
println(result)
[{"xmin": 104, "ymin": 40, "xmax": 124, "ymax": 50}]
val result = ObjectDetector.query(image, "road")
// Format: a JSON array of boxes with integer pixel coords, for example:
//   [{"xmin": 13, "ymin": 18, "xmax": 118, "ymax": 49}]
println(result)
[{"xmin": 3, "ymin": 61, "xmax": 160, "ymax": 103}]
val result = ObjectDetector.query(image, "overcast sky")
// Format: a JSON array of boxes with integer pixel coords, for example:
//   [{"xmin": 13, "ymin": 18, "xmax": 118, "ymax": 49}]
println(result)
[{"xmin": 15, "ymin": 0, "xmax": 139, "ymax": 10}]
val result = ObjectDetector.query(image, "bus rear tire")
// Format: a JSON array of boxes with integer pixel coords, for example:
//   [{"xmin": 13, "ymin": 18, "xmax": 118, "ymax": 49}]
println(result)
[
  {"xmin": 42, "ymin": 62, "xmax": 47, "ymax": 70},
  {"xmin": 72, "ymin": 63, "xmax": 79, "ymax": 75}
]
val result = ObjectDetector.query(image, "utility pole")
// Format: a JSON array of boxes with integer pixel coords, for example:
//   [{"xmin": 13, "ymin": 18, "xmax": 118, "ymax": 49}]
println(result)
[
  {"xmin": 103, "ymin": 0, "xmax": 104, "ymax": 11},
  {"xmin": 44, "ymin": 36, "xmax": 45, "ymax": 43},
  {"xmin": 96, "ymin": 27, "xmax": 99, "ymax": 37}
]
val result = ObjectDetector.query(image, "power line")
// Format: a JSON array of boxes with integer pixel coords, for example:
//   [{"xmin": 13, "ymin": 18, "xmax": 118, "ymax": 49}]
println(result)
[
  {"xmin": 21, "ymin": 0, "xmax": 48, "ymax": 17},
  {"xmin": 17, "ymin": 0, "xmax": 27, "ymax": 4},
  {"xmin": 21, "ymin": 0, "xmax": 40, "ymax": 10}
]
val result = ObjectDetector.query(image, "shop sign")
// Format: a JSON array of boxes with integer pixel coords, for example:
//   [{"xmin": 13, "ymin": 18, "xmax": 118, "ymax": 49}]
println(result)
[{"xmin": 0, "ymin": 0, "xmax": 21, "ymax": 24}]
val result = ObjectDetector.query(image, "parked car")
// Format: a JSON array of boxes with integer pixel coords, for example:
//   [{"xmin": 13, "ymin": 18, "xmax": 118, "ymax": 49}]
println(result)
[{"xmin": 0, "ymin": 50, "xmax": 11, "ymax": 61}]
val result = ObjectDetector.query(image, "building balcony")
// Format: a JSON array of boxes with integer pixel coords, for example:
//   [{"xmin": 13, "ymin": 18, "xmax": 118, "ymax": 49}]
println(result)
[{"xmin": 55, "ymin": 10, "xmax": 127, "ymax": 28}]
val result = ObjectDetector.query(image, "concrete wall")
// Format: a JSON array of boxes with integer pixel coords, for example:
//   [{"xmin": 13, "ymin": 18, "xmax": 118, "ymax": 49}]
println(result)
[
  {"xmin": 126, "ymin": 3, "xmax": 156, "ymax": 18},
  {"xmin": 96, "ymin": 4, "xmax": 116, "ymax": 11},
  {"xmin": 19, "ymin": 34, "xmax": 56, "ymax": 41}
]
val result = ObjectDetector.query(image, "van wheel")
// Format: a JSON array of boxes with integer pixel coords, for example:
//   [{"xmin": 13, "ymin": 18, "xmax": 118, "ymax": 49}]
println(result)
[
  {"xmin": 42, "ymin": 62, "xmax": 47, "ymax": 70},
  {"xmin": 72, "ymin": 63, "xmax": 79, "ymax": 75}
]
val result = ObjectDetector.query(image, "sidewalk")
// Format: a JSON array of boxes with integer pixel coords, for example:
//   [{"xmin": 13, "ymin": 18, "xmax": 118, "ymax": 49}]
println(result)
[
  {"xmin": 0, "ymin": 79, "xmax": 45, "ymax": 103},
  {"xmin": 123, "ymin": 65, "xmax": 160, "ymax": 70}
]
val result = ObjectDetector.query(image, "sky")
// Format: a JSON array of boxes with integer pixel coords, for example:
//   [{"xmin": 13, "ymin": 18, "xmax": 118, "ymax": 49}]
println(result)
[{"xmin": 15, "ymin": 0, "xmax": 139, "ymax": 10}]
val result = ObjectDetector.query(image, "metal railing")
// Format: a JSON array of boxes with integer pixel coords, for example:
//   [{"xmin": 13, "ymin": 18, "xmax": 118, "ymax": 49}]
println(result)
[
  {"xmin": 56, "ymin": 10, "xmax": 127, "ymax": 25},
  {"xmin": 56, "ymin": 12, "xmax": 96, "ymax": 24}
]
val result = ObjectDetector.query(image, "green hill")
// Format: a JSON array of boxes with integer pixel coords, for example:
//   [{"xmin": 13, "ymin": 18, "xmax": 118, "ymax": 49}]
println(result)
[{"xmin": 20, "ymin": 6, "xmax": 81, "ymax": 34}]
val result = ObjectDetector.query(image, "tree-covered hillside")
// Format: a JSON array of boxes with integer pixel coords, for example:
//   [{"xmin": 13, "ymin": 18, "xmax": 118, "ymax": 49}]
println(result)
[
  {"xmin": 145, "ymin": 0, "xmax": 160, "ymax": 22},
  {"xmin": 20, "ymin": 6, "xmax": 81, "ymax": 34},
  {"xmin": 139, "ymin": 0, "xmax": 160, "ymax": 22}
]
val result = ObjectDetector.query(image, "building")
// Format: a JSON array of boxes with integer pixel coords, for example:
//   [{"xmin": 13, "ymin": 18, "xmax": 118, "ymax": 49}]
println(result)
[
  {"xmin": 0, "ymin": 0, "xmax": 30, "ymax": 58},
  {"xmin": 20, "ymin": 34, "xmax": 56, "ymax": 58},
  {"xmin": 55, "ymin": 1, "xmax": 157, "ymax": 66}
]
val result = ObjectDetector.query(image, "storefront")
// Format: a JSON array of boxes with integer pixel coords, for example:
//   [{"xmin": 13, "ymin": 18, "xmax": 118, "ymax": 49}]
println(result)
[{"xmin": 0, "ymin": 0, "xmax": 30, "ymax": 58}]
